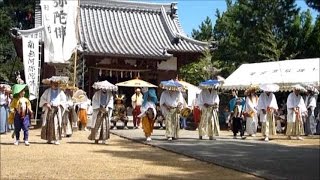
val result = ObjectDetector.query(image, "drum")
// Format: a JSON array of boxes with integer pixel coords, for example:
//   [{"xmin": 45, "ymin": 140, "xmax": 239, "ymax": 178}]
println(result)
[{"xmin": 180, "ymin": 107, "xmax": 192, "ymax": 118}]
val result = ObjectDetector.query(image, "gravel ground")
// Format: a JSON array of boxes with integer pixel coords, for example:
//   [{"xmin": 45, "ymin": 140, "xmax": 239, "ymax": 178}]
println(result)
[{"xmin": 0, "ymin": 129, "xmax": 260, "ymax": 180}]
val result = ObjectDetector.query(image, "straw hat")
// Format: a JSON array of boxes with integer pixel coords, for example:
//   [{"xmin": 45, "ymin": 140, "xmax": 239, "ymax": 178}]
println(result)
[
  {"xmin": 42, "ymin": 76, "xmax": 69, "ymax": 85},
  {"xmin": 292, "ymin": 84, "xmax": 307, "ymax": 92},
  {"xmin": 244, "ymin": 85, "xmax": 259, "ymax": 95},
  {"xmin": 60, "ymin": 83, "xmax": 78, "ymax": 91},
  {"xmin": 304, "ymin": 84, "xmax": 319, "ymax": 94}
]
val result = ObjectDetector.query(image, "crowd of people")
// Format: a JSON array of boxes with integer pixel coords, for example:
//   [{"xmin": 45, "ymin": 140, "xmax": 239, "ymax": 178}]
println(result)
[{"xmin": 0, "ymin": 77, "xmax": 319, "ymax": 146}]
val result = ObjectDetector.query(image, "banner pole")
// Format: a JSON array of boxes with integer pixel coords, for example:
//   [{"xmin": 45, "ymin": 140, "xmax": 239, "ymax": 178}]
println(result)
[
  {"xmin": 73, "ymin": 0, "xmax": 80, "ymax": 88},
  {"xmin": 34, "ymin": 38, "xmax": 41, "ymax": 125}
]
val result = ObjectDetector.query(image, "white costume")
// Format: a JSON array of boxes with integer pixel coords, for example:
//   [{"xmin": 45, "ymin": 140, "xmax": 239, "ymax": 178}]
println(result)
[
  {"xmin": 286, "ymin": 92, "xmax": 307, "ymax": 136},
  {"xmin": 62, "ymin": 94, "xmax": 73, "ymax": 136},
  {"xmin": 160, "ymin": 90, "xmax": 186, "ymax": 139},
  {"xmin": 91, "ymin": 90, "xmax": 113, "ymax": 127},
  {"xmin": 245, "ymin": 95, "xmax": 259, "ymax": 135},
  {"xmin": 39, "ymin": 88, "xmax": 67, "ymax": 142},
  {"xmin": 198, "ymin": 89, "xmax": 220, "ymax": 138},
  {"xmin": 257, "ymin": 92, "xmax": 278, "ymax": 137},
  {"xmin": 88, "ymin": 90, "xmax": 113, "ymax": 142},
  {"xmin": 304, "ymin": 94, "xmax": 318, "ymax": 135}
]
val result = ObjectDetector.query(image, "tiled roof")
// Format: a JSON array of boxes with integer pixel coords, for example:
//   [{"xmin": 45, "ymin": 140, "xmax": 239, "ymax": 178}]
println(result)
[{"xmin": 79, "ymin": 0, "xmax": 208, "ymax": 59}]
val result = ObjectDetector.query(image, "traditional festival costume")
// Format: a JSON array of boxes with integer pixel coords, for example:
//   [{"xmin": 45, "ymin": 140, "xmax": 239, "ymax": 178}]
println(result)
[
  {"xmin": 198, "ymin": 89, "xmax": 220, "ymax": 140},
  {"xmin": 138, "ymin": 88, "xmax": 158, "ymax": 141},
  {"xmin": 159, "ymin": 80, "xmax": 186, "ymax": 141},
  {"xmin": 286, "ymin": 85, "xmax": 307, "ymax": 140},
  {"xmin": 303, "ymin": 86, "xmax": 318, "ymax": 135},
  {"xmin": 72, "ymin": 89, "xmax": 88, "ymax": 130},
  {"xmin": 198, "ymin": 80, "xmax": 221, "ymax": 140},
  {"xmin": 257, "ymin": 92, "xmax": 278, "ymax": 141},
  {"xmin": 89, "ymin": 80, "xmax": 117, "ymax": 144},
  {"xmin": 10, "ymin": 84, "xmax": 33, "ymax": 146},
  {"xmin": 230, "ymin": 97, "xmax": 246, "ymax": 139},
  {"xmin": 111, "ymin": 94, "xmax": 128, "ymax": 129},
  {"xmin": 40, "ymin": 77, "xmax": 68, "ymax": 145},
  {"xmin": 0, "ymin": 84, "xmax": 10, "ymax": 134},
  {"xmin": 61, "ymin": 88, "xmax": 75, "ymax": 137},
  {"xmin": 245, "ymin": 95, "xmax": 258, "ymax": 136},
  {"xmin": 131, "ymin": 88, "xmax": 143, "ymax": 128}
]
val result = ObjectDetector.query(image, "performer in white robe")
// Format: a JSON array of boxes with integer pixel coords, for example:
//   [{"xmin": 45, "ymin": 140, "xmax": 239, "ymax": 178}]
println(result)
[
  {"xmin": 160, "ymin": 90, "xmax": 186, "ymax": 141},
  {"xmin": 88, "ymin": 89, "xmax": 113, "ymax": 144},
  {"xmin": 198, "ymin": 89, "xmax": 220, "ymax": 140},
  {"xmin": 40, "ymin": 81, "xmax": 67, "ymax": 145},
  {"xmin": 244, "ymin": 91, "xmax": 259, "ymax": 136},
  {"xmin": 286, "ymin": 88, "xmax": 307, "ymax": 140},
  {"xmin": 257, "ymin": 92, "xmax": 278, "ymax": 141},
  {"xmin": 304, "ymin": 90, "xmax": 318, "ymax": 135},
  {"xmin": 61, "ymin": 89, "xmax": 74, "ymax": 137}
]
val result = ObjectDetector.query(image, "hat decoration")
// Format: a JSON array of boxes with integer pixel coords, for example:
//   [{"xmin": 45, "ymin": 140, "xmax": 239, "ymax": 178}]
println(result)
[
  {"xmin": 159, "ymin": 80, "xmax": 185, "ymax": 91},
  {"xmin": 199, "ymin": 79, "xmax": 221, "ymax": 89},
  {"xmin": 42, "ymin": 76, "xmax": 69, "ymax": 85}
]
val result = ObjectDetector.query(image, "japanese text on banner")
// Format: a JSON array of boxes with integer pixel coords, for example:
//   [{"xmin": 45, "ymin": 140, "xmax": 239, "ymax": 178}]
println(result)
[{"xmin": 23, "ymin": 37, "xmax": 39, "ymax": 100}]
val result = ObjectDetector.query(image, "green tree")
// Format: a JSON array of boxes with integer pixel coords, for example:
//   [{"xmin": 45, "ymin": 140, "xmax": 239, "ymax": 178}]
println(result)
[
  {"xmin": 305, "ymin": 16, "xmax": 320, "ymax": 57},
  {"xmin": 179, "ymin": 50, "xmax": 226, "ymax": 85},
  {"xmin": 213, "ymin": 0, "xmax": 300, "ymax": 65},
  {"xmin": 285, "ymin": 10, "xmax": 314, "ymax": 59},
  {"xmin": 305, "ymin": 0, "xmax": 320, "ymax": 12},
  {"xmin": 191, "ymin": 16, "xmax": 214, "ymax": 41},
  {"xmin": 0, "ymin": 0, "xmax": 35, "ymax": 82}
]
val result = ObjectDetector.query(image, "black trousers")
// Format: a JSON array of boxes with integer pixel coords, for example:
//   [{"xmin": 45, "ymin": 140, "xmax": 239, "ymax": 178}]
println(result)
[{"xmin": 232, "ymin": 117, "xmax": 246, "ymax": 137}]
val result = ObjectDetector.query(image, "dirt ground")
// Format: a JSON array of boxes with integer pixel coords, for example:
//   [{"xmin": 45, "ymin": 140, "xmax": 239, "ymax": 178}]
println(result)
[{"xmin": 1, "ymin": 129, "xmax": 260, "ymax": 180}]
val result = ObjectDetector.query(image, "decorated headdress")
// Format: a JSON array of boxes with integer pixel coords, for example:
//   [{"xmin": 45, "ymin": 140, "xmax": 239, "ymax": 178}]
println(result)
[
  {"xmin": 244, "ymin": 84, "xmax": 259, "ymax": 95},
  {"xmin": 304, "ymin": 84, "xmax": 319, "ymax": 94},
  {"xmin": 199, "ymin": 79, "xmax": 221, "ymax": 89},
  {"xmin": 159, "ymin": 79, "xmax": 185, "ymax": 91},
  {"xmin": 92, "ymin": 80, "xmax": 118, "ymax": 91},
  {"xmin": 259, "ymin": 83, "xmax": 280, "ymax": 93},
  {"xmin": 115, "ymin": 94, "xmax": 126, "ymax": 103},
  {"xmin": 72, "ymin": 89, "xmax": 88, "ymax": 103},
  {"xmin": 0, "ymin": 84, "xmax": 12, "ymax": 93},
  {"xmin": 292, "ymin": 84, "xmax": 307, "ymax": 93},
  {"xmin": 60, "ymin": 83, "xmax": 78, "ymax": 91},
  {"xmin": 42, "ymin": 76, "xmax": 69, "ymax": 85}
]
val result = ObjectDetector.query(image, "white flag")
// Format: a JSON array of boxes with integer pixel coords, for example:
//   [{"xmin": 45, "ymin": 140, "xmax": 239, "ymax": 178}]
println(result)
[
  {"xmin": 22, "ymin": 37, "xmax": 39, "ymax": 100},
  {"xmin": 41, "ymin": 0, "xmax": 78, "ymax": 63}
]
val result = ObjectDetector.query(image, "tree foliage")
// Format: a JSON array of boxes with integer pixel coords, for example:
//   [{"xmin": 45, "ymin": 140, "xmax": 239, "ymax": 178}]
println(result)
[
  {"xmin": 179, "ymin": 50, "xmax": 228, "ymax": 85},
  {"xmin": 0, "ymin": 0, "xmax": 35, "ymax": 82},
  {"xmin": 185, "ymin": 0, "xmax": 320, "ymax": 80},
  {"xmin": 305, "ymin": 0, "xmax": 320, "ymax": 12},
  {"xmin": 191, "ymin": 16, "xmax": 214, "ymax": 42}
]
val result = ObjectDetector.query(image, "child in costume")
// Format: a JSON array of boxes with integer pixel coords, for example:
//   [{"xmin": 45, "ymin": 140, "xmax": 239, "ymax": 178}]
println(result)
[{"xmin": 10, "ymin": 84, "xmax": 33, "ymax": 146}]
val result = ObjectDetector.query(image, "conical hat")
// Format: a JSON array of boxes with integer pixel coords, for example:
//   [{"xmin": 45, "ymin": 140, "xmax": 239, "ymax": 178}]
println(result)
[{"xmin": 12, "ymin": 84, "xmax": 29, "ymax": 98}]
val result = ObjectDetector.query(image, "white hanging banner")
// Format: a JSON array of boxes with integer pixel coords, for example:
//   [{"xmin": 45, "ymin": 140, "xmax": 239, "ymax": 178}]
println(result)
[
  {"xmin": 41, "ymin": 0, "xmax": 78, "ymax": 63},
  {"xmin": 22, "ymin": 37, "xmax": 39, "ymax": 100}
]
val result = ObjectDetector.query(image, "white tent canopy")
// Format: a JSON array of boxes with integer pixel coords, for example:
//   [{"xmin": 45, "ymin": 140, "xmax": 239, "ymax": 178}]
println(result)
[{"xmin": 222, "ymin": 58, "xmax": 320, "ymax": 91}]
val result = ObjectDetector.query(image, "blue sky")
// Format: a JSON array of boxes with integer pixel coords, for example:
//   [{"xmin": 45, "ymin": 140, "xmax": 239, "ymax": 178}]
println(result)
[{"xmin": 147, "ymin": 0, "xmax": 319, "ymax": 36}]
